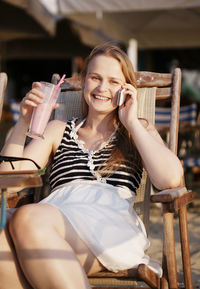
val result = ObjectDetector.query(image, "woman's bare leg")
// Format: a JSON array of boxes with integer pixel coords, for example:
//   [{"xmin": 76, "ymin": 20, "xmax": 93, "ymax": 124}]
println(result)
[
  {"xmin": 9, "ymin": 204, "xmax": 104, "ymax": 289},
  {"xmin": 0, "ymin": 215, "xmax": 32, "ymax": 289}
]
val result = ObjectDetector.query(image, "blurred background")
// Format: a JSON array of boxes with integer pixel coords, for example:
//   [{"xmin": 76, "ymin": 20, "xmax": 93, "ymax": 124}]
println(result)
[{"xmin": 0, "ymin": 0, "xmax": 200, "ymax": 184}]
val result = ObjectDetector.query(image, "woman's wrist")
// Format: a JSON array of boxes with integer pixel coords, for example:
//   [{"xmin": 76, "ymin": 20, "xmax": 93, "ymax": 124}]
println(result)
[
  {"xmin": 16, "ymin": 115, "xmax": 30, "ymax": 133},
  {"xmin": 125, "ymin": 117, "xmax": 141, "ymax": 134}
]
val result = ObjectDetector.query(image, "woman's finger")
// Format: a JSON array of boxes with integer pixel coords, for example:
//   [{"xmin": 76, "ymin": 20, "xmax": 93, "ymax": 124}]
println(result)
[
  {"xmin": 32, "ymin": 81, "xmax": 42, "ymax": 89},
  {"xmin": 122, "ymin": 84, "xmax": 137, "ymax": 98},
  {"xmin": 53, "ymin": 103, "xmax": 59, "ymax": 110},
  {"xmin": 25, "ymin": 89, "xmax": 44, "ymax": 104},
  {"xmin": 23, "ymin": 99, "xmax": 38, "ymax": 107}
]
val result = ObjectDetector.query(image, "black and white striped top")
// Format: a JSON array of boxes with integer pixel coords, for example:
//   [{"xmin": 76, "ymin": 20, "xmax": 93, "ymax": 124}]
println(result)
[{"xmin": 49, "ymin": 119, "xmax": 143, "ymax": 195}]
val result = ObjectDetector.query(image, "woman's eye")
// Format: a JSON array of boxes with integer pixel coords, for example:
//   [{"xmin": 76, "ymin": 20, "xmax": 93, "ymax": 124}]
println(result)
[
  {"xmin": 111, "ymin": 80, "xmax": 120, "ymax": 85},
  {"xmin": 92, "ymin": 76, "xmax": 100, "ymax": 81}
]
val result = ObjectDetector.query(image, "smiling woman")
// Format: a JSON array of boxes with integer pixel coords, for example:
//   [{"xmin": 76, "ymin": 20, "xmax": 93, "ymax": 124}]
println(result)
[{"xmin": 0, "ymin": 43, "xmax": 183, "ymax": 289}]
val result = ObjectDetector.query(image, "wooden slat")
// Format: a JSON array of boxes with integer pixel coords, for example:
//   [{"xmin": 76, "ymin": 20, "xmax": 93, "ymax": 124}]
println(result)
[
  {"xmin": 135, "ymin": 71, "xmax": 172, "ymax": 88},
  {"xmin": 89, "ymin": 265, "xmax": 160, "ymax": 288},
  {"xmin": 55, "ymin": 72, "xmax": 173, "ymax": 93},
  {"xmin": 0, "ymin": 170, "xmax": 42, "ymax": 189},
  {"xmin": 169, "ymin": 68, "xmax": 182, "ymax": 154},
  {"xmin": 156, "ymin": 87, "xmax": 171, "ymax": 99},
  {"xmin": 0, "ymin": 170, "xmax": 40, "ymax": 175}
]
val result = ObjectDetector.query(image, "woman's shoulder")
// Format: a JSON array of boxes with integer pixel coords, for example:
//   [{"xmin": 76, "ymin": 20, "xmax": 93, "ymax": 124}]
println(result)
[
  {"xmin": 47, "ymin": 119, "xmax": 67, "ymax": 131},
  {"xmin": 44, "ymin": 120, "xmax": 67, "ymax": 153},
  {"xmin": 47, "ymin": 118, "xmax": 80, "ymax": 154}
]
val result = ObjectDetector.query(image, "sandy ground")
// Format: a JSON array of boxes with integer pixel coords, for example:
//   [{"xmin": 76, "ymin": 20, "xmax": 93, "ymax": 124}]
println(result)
[{"xmin": 148, "ymin": 190, "xmax": 200, "ymax": 288}]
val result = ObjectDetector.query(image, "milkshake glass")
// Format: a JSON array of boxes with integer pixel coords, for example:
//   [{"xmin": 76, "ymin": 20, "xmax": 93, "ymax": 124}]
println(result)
[{"xmin": 27, "ymin": 82, "xmax": 61, "ymax": 139}]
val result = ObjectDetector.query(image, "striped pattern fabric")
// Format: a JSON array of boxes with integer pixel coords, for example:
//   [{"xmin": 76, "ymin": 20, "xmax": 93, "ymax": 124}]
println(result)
[
  {"xmin": 183, "ymin": 157, "xmax": 200, "ymax": 167},
  {"xmin": 10, "ymin": 100, "xmax": 20, "ymax": 124},
  {"xmin": 49, "ymin": 119, "xmax": 143, "ymax": 194},
  {"xmin": 155, "ymin": 103, "xmax": 197, "ymax": 128}
]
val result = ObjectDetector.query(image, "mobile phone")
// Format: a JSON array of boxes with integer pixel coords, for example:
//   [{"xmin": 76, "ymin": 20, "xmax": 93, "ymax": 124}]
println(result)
[{"xmin": 117, "ymin": 88, "xmax": 126, "ymax": 106}]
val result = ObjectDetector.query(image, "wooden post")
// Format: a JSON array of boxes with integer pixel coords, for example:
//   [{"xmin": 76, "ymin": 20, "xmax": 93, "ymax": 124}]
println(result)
[
  {"xmin": 163, "ymin": 204, "xmax": 178, "ymax": 288},
  {"xmin": 179, "ymin": 206, "xmax": 193, "ymax": 289},
  {"xmin": 127, "ymin": 38, "xmax": 138, "ymax": 71}
]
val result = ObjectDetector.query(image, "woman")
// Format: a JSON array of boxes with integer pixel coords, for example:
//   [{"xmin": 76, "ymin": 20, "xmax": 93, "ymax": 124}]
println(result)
[{"xmin": 0, "ymin": 43, "xmax": 183, "ymax": 289}]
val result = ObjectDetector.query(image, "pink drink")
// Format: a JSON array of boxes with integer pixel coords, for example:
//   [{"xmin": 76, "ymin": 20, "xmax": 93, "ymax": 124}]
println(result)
[
  {"xmin": 27, "ymin": 81, "xmax": 61, "ymax": 139},
  {"xmin": 29, "ymin": 103, "xmax": 53, "ymax": 139}
]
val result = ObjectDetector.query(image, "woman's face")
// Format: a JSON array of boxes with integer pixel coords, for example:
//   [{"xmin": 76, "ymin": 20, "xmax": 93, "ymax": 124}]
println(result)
[{"xmin": 83, "ymin": 55, "xmax": 126, "ymax": 116}]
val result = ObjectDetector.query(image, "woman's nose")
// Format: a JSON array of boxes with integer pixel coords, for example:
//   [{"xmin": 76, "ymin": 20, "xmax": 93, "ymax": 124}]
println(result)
[{"xmin": 97, "ymin": 80, "xmax": 109, "ymax": 91}]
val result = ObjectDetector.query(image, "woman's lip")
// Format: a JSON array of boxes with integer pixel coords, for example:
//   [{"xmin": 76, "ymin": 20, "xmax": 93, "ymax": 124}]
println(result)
[{"xmin": 93, "ymin": 94, "xmax": 110, "ymax": 101}]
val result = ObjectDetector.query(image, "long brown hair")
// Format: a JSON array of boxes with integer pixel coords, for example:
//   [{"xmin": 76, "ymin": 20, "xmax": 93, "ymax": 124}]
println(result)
[{"xmin": 81, "ymin": 42, "xmax": 141, "ymax": 174}]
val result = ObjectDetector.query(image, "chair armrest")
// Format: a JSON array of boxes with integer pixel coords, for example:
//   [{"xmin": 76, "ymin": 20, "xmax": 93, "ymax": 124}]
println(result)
[
  {"xmin": 0, "ymin": 170, "xmax": 43, "ymax": 192},
  {"xmin": 0, "ymin": 170, "xmax": 43, "ymax": 228},
  {"xmin": 150, "ymin": 187, "xmax": 188, "ymax": 202},
  {"xmin": 150, "ymin": 187, "xmax": 193, "ymax": 212}
]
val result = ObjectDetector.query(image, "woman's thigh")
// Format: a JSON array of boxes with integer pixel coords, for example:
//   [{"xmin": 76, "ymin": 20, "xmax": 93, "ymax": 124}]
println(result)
[
  {"xmin": 60, "ymin": 208, "xmax": 105, "ymax": 275},
  {"xmin": 0, "ymin": 219, "xmax": 32, "ymax": 289},
  {"xmin": 10, "ymin": 203, "xmax": 105, "ymax": 275}
]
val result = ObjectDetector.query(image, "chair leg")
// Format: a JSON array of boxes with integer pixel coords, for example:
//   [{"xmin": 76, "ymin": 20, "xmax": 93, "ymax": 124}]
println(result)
[
  {"xmin": 162, "ymin": 204, "xmax": 178, "ymax": 289},
  {"xmin": 137, "ymin": 264, "xmax": 161, "ymax": 289},
  {"xmin": 161, "ymin": 251, "xmax": 169, "ymax": 289},
  {"xmin": 160, "ymin": 277, "xmax": 169, "ymax": 289},
  {"xmin": 179, "ymin": 206, "xmax": 193, "ymax": 289}
]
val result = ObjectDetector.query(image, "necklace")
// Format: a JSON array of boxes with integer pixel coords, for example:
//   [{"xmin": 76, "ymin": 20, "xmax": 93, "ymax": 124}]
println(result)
[{"xmin": 70, "ymin": 118, "xmax": 118, "ymax": 182}]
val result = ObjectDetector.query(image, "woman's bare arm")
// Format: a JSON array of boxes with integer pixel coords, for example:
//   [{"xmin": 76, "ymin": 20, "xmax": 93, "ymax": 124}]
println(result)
[{"xmin": 119, "ymin": 84, "xmax": 183, "ymax": 190}]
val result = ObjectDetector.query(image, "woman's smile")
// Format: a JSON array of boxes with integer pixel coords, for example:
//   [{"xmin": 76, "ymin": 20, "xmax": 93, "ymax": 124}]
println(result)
[{"xmin": 92, "ymin": 94, "xmax": 111, "ymax": 101}]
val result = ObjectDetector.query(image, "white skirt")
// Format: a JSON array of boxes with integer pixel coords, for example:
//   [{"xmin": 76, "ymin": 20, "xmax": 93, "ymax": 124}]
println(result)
[{"xmin": 40, "ymin": 180, "xmax": 162, "ymax": 277}]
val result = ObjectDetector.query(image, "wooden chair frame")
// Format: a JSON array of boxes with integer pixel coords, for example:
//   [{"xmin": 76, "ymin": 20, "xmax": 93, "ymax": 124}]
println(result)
[{"xmin": 0, "ymin": 69, "xmax": 193, "ymax": 288}]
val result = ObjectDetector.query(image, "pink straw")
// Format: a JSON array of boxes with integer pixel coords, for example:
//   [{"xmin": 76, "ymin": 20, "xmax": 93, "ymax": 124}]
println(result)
[
  {"xmin": 56, "ymin": 74, "xmax": 66, "ymax": 90},
  {"xmin": 50, "ymin": 74, "xmax": 66, "ymax": 103}
]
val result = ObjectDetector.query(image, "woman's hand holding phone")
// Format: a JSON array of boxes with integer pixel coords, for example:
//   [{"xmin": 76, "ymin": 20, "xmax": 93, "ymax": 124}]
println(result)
[{"xmin": 118, "ymin": 84, "xmax": 138, "ymax": 131}]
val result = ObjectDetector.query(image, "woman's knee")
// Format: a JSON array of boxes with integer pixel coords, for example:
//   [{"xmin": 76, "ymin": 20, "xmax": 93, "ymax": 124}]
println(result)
[
  {"xmin": 9, "ymin": 204, "xmax": 65, "ymax": 245},
  {"xmin": 9, "ymin": 204, "xmax": 47, "ymax": 244}
]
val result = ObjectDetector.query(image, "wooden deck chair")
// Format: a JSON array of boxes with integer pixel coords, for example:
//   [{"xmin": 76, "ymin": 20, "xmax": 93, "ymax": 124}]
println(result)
[
  {"xmin": 0, "ymin": 69, "xmax": 193, "ymax": 288},
  {"xmin": 51, "ymin": 68, "xmax": 194, "ymax": 289}
]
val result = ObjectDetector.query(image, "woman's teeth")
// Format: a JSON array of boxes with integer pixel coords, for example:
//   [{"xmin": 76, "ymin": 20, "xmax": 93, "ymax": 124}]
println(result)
[{"xmin": 94, "ymin": 95, "xmax": 109, "ymax": 101}]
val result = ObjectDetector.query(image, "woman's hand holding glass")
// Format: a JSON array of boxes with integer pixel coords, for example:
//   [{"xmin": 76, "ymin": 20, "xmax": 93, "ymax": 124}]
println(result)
[{"xmin": 20, "ymin": 82, "xmax": 44, "ymax": 124}]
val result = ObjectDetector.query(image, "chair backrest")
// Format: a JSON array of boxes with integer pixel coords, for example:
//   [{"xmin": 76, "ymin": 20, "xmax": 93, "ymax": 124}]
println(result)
[
  {"xmin": 0, "ymin": 72, "xmax": 8, "ymax": 121},
  {"xmin": 51, "ymin": 68, "xmax": 182, "ymax": 232}
]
